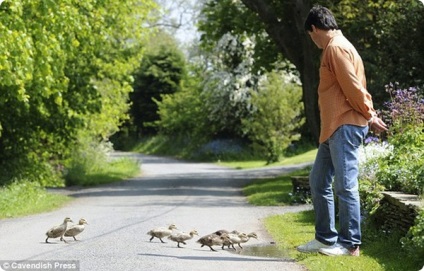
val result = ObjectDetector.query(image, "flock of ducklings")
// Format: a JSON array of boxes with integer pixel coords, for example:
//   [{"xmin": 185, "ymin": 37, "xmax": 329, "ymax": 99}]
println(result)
[
  {"xmin": 147, "ymin": 224, "xmax": 258, "ymax": 251},
  {"xmin": 45, "ymin": 217, "xmax": 88, "ymax": 243},
  {"xmin": 45, "ymin": 219, "xmax": 257, "ymax": 252}
]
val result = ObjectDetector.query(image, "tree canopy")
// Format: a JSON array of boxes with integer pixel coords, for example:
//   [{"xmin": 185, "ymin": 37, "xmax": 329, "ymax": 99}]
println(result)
[
  {"xmin": 198, "ymin": 0, "xmax": 424, "ymax": 143},
  {"xmin": 0, "ymin": 0, "xmax": 156, "ymax": 184}
]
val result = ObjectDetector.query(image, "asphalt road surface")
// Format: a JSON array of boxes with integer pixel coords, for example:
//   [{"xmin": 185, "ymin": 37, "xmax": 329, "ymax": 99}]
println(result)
[{"xmin": 0, "ymin": 153, "xmax": 312, "ymax": 271}]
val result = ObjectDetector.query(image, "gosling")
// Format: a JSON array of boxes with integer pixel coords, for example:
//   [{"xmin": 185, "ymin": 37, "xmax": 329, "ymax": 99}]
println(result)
[
  {"xmin": 147, "ymin": 224, "xmax": 177, "ymax": 243},
  {"xmin": 45, "ymin": 217, "xmax": 73, "ymax": 243},
  {"xmin": 222, "ymin": 232, "xmax": 248, "ymax": 250},
  {"xmin": 64, "ymin": 218, "xmax": 88, "ymax": 241},
  {"xmin": 168, "ymin": 230, "xmax": 199, "ymax": 248},
  {"xmin": 236, "ymin": 232, "xmax": 258, "ymax": 249},
  {"xmin": 197, "ymin": 233, "xmax": 231, "ymax": 252}
]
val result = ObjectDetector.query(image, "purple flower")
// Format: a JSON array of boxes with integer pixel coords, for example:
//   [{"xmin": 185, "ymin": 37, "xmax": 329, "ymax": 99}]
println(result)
[{"xmin": 365, "ymin": 136, "xmax": 379, "ymax": 145}]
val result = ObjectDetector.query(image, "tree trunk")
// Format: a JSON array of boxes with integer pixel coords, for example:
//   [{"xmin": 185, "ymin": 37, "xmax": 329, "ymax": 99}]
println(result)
[{"xmin": 240, "ymin": 0, "xmax": 320, "ymax": 143}]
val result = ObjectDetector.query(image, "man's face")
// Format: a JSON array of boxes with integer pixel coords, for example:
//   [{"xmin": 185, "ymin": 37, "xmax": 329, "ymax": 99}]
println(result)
[{"xmin": 308, "ymin": 26, "xmax": 322, "ymax": 49}]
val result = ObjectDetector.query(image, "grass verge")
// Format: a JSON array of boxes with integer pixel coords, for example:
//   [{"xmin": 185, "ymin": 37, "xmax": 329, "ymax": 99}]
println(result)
[
  {"xmin": 218, "ymin": 149, "xmax": 317, "ymax": 169},
  {"xmin": 245, "ymin": 169, "xmax": 423, "ymax": 270},
  {"xmin": 0, "ymin": 181, "xmax": 71, "ymax": 219},
  {"xmin": 266, "ymin": 211, "xmax": 422, "ymax": 271},
  {"xmin": 68, "ymin": 158, "xmax": 141, "ymax": 186},
  {"xmin": 1, "ymin": 157, "xmax": 141, "ymax": 218},
  {"xmin": 243, "ymin": 167, "xmax": 311, "ymax": 206}
]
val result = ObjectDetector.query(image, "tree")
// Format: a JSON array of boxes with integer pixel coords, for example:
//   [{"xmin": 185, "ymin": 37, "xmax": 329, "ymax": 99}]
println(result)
[
  {"xmin": 201, "ymin": 32, "xmax": 260, "ymax": 138},
  {"xmin": 199, "ymin": 0, "xmax": 424, "ymax": 143},
  {"xmin": 199, "ymin": 0, "xmax": 320, "ymax": 142},
  {"xmin": 155, "ymin": 63, "xmax": 209, "ymax": 144},
  {"xmin": 130, "ymin": 33, "xmax": 187, "ymax": 135},
  {"xmin": 0, "ymin": 0, "xmax": 156, "ymax": 185},
  {"xmin": 335, "ymin": 0, "xmax": 424, "ymax": 103}
]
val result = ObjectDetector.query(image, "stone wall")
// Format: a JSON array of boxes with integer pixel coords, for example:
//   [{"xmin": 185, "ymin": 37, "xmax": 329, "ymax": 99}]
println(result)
[
  {"xmin": 373, "ymin": 191, "xmax": 423, "ymax": 234},
  {"xmin": 290, "ymin": 177, "xmax": 423, "ymax": 234}
]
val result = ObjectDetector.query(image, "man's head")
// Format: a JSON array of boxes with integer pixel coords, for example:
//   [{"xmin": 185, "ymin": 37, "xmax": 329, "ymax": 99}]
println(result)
[
  {"xmin": 304, "ymin": 5, "xmax": 338, "ymax": 49},
  {"xmin": 304, "ymin": 5, "xmax": 338, "ymax": 32}
]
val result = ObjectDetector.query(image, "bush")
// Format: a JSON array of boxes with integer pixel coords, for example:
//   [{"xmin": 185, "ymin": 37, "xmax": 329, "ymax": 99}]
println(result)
[
  {"xmin": 242, "ymin": 71, "xmax": 304, "ymax": 164},
  {"xmin": 358, "ymin": 139, "xmax": 392, "ymax": 215},
  {"xmin": 64, "ymin": 135, "xmax": 113, "ymax": 186},
  {"xmin": 377, "ymin": 84, "xmax": 424, "ymax": 195},
  {"xmin": 401, "ymin": 209, "xmax": 424, "ymax": 259},
  {"xmin": 155, "ymin": 65, "xmax": 211, "ymax": 145},
  {"xmin": 0, "ymin": 157, "xmax": 64, "ymax": 187}
]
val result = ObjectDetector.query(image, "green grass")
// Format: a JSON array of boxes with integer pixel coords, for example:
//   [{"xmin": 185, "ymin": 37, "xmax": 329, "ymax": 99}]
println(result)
[
  {"xmin": 66, "ymin": 157, "xmax": 141, "ymax": 186},
  {"xmin": 243, "ymin": 167, "xmax": 311, "ymax": 205},
  {"xmin": 0, "ymin": 181, "xmax": 71, "ymax": 219},
  {"xmin": 75, "ymin": 158, "xmax": 141, "ymax": 186},
  {"xmin": 266, "ymin": 211, "xmax": 422, "ymax": 271},
  {"xmin": 218, "ymin": 149, "xmax": 317, "ymax": 169},
  {"xmin": 244, "ymin": 167, "xmax": 423, "ymax": 270},
  {"xmin": 0, "ymin": 157, "xmax": 141, "ymax": 218}
]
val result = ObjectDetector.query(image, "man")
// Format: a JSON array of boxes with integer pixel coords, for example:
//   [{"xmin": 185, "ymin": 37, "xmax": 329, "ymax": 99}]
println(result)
[{"xmin": 297, "ymin": 5, "xmax": 388, "ymax": 256}]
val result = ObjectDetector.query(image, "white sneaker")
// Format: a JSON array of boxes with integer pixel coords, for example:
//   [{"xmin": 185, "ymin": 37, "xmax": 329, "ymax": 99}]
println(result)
[
  {"xmin": 297, "ymin": 239, "xmax": 331, "ymax": 253},
  {"xmin": 319, "ymin": 243, "xmax": 360, "ymax": 256}
]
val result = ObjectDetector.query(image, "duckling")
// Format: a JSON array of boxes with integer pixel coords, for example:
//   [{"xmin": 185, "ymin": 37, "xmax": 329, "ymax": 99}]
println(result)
[
  {"xmin": 236, "ymin": 232, "xmax": 258, "ymax": 248},
  {"xmin": 64, "ymin": 218, "xmax": 88, "ymax": 241},
  {"xmin": 197, "ymin": 233, "xmax": 231, "ymax": 252},
  {"xmin": 45, "ymin": 217, "xmax": 73, "ymax": 243},
  {"xmin": 168, "ymin": 229, "xmax": 199, "ymax": 248},
  {"xmin": 222, "ymin": 232, "xmax": 248, "ymax": 250},
  {"xmin": 214, "ymin": 229, "xmax": 240, "ymax": 236},
  {"xmin": 147, "ymin": 224, "xmax": 177, "ymax": 243}
]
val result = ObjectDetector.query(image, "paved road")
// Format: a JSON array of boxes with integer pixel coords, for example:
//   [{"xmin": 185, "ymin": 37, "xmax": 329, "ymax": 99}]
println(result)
[{"xmin": 0, "ymin": 153, "xmax": 311, "ymax": 271}]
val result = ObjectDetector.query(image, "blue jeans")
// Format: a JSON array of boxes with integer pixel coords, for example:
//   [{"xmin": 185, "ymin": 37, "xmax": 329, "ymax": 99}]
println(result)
[{"xmin": 310, "ymin": 124, "xmax": 368, "ymax": 249}]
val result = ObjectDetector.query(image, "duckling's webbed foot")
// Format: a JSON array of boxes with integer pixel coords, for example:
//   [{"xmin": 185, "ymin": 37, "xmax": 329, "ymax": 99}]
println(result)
[
  {"xmin": 149, "ymin": 236, "xmax": 154, "ymax": 242},
  {"xmin": 159, "ymin": 238, "xmax": 165, "ymax": 243},
  {"xmin": 209, "ymin": 246, "xmax": 217, "ymax": 252}
]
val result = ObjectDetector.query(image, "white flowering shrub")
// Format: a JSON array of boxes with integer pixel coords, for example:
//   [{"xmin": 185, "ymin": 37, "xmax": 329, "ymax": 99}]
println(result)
[
  {"xmin": 358, "ymin": 138, "xmax": 393, "ymax": 215},
  {"xmin": 202, "ymin": 32, "xmax": 258, "ymax": 136},
  {"xmin": 358, "ymin": 138, "xmax": 394, "ymax": 180}
]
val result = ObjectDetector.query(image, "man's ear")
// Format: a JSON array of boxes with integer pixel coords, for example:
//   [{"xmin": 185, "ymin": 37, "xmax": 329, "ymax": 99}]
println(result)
[{"xmin": 311, "ymin": 25, "xmax": 318, "ymax": 32}]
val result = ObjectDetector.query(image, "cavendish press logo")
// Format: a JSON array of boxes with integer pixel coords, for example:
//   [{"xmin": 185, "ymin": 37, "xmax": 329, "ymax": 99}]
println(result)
[{"xmin": 0, "ymin": 261, "xmax": 79, "ymax": 271}]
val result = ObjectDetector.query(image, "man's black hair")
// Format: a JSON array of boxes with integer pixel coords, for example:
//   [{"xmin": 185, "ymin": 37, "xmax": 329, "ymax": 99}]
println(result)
[{"xmin": 304, "ymin": 5, "xmax": 339, "ymax": 32}]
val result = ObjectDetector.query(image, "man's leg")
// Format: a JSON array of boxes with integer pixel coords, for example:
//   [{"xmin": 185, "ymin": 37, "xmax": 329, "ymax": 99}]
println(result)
[
  {"xmin": 328, "ymin": 125, "xmax": 368, "ymax": 249},
  {"xmin": 309, "ymin": 141, "xmax": 338, "ymax": 245}
]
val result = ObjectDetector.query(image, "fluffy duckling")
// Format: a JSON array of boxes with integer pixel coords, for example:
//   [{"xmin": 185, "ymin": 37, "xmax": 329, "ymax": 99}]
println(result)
[
  {"xmin": 168, "ymin": 229, "xmax": 199, "ymax": 248},
  {"xmin": 64, "ymin": 218, "xmax": 88, "ymax": 241},
  {"xmin": 214, "ymin": 229, "xmax": 239, "ymax": 236},
  {"xmin": 45, "ymin": 217, "xmax": 73, "ymax": 243},
  {"xmin": 147, "ymin": 224, "xmax": 177, "ymax": 243},
  {"xmin": 236, "ymin": 232, "xmax": 258, "ymax": 248},
  {"xmin": 197, "ymin": 233, "xmax": 231, "ymax": 252},
  {"xmin": 222, "ymin": 232, "xmax": 248, "ymax": 250}
]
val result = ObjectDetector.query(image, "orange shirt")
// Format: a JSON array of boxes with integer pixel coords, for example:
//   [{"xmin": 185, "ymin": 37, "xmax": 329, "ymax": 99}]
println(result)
[{"xmin": 318, "ymin": 30, "xmax": 375, "ymax": 143}]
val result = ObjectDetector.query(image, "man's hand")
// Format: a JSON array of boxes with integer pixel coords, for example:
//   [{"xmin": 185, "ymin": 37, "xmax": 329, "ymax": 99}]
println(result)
[{"xmin": 369, "ymin": 116, "xmax": 388, "ymax": 135}]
